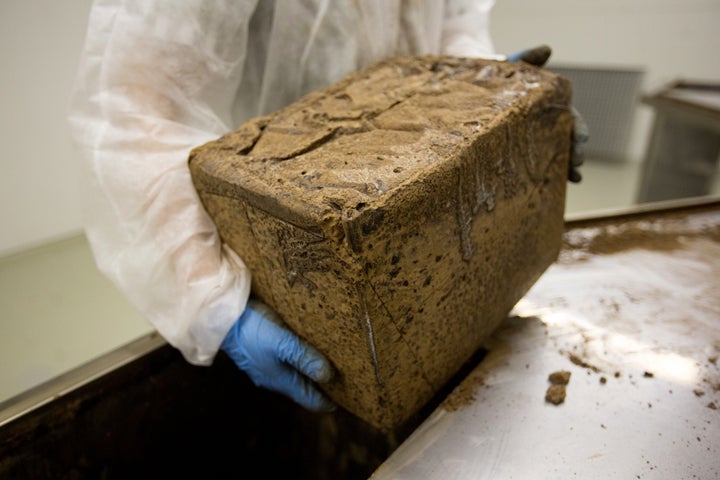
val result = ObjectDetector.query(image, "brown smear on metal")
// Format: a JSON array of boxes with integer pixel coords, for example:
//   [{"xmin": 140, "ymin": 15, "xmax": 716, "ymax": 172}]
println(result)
[
  {"xmin": 560, "ymin": 210, "xmax": 720, "ymax": 263},
  {"xmin": 566, "ymin": 352, "xmax": 602, "ymax": 373},
  {"xmin": 556, "ymin": 203, "xmax": 720, "ymax": 415}
]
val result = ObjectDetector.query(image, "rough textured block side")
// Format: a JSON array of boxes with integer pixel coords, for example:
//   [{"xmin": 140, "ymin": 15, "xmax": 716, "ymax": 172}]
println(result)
[{"xmin": 189, "ymin": 55, "xmax": 574, "ymax": 431}]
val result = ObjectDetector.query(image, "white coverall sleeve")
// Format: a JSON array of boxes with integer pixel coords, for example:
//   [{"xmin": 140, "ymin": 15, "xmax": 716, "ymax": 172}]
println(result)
[
  {"xmin": 68, "ymin": 0, "xmax": 257, "ymax": 365},
  {"xmin": 441, "ymin": 0, "xmax": 498, "ymax": 58}
]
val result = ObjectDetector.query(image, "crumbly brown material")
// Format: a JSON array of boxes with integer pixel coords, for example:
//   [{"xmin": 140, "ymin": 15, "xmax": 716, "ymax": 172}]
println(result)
[
  {"xmin": 545, "ymin": 385, "xmax": 567, "ymax": 405},
  {"xmin": 546, "ymin": 370, "xmax": 571, "ymax": 405},
  {"xmin": 189, "ymin": 55, "xmax": 573, "ymax": 431},
  {"xmin": 549, "ymin": 370, "xmax": 572, "ymax": 385}
]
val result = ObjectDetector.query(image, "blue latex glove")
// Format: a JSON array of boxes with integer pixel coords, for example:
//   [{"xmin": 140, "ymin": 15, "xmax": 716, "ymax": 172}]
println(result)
[
  {"xmin": 221, "ymin": 299, "xmax": 335, "ymax": 412},
  {"xmin": 507, "ymin": 44, "xmax": 553, "ymax": 66},
  {"xmin": 508, "ymin": 45, "xmax": 588, "ymax": 183}
]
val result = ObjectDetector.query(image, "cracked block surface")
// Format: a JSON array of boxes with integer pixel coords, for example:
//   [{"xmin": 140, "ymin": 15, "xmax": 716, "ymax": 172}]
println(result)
[{"xmin": 189, "ymin": 55, "xmax": 574, "ymax": 431}]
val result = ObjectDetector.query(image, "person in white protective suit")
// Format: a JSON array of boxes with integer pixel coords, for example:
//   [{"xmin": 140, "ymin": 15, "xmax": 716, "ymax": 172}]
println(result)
[{"xmin": 68, "ymin": 0, "xmax": 585, "ymax": 412}]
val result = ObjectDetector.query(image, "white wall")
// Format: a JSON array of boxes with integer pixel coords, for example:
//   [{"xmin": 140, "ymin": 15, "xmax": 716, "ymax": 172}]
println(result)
[
  {"xmin": 0, "ymin": 0, "xmax": 93, "ymax": 256},
  {"xmin": 2, "ymin": 0, "xmax": 719, "ymax": 256},
  {"xmin": 490, "ymin": 0, "xmax": 720, "ymax": 162}
]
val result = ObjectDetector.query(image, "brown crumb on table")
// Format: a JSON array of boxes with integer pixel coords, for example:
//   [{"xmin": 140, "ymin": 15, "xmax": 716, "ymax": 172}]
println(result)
[
  {"xmin": 643, "ymin": 371, "xmax": 654, "ymax": 378},
  {"xmin": 600, "ymin": 376, "xmax": 607, "ymax": 384},
  {"xmin": 441, "ymin": 369, "xmax": 485, "ymax": 412},
  {"xmin": 546, "ymin": 385, "xmax": 566, "ymax": 405},
  {"xmin": 708, "ymin": 402, "xmax": 718, "ymax": 410},
  {"xmin": 549, "ymin": 370, "xmax": 572, "ymax": 385},
  {"xmin": 545, "ymin": 370, "xmax": 572, "ymax": 404},
  {"xmin": 694, "ymin": 389, "xmax": 705, "ymax": 397},
  {"xmin": 709, "ymin": 356, "xmax": 718, "ymax": 365}
]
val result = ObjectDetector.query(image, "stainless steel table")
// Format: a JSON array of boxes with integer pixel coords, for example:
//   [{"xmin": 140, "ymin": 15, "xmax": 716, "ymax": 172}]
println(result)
[{"xmin": 372, "ymin": 198, "xmax": 720, "ymax": 479}]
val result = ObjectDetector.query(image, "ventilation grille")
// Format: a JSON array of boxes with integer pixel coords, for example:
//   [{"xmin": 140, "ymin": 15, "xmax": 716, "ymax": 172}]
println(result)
[{"xmin": 548, "ymin": 65, "xmax": 645, "ymax": 162}]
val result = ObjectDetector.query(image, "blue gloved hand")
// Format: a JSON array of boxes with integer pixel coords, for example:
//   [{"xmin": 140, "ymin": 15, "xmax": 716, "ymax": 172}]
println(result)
[
  {"xmin": 508, "ymin": 45, "xmax": 588, "ymax": 183},
  {"xmin": 221, "ymin": 299, "xmax": 335, "ymax": 412},
  {"xmin": 507, "ymin": 44, "xmax": 553, "ymax": 67}
]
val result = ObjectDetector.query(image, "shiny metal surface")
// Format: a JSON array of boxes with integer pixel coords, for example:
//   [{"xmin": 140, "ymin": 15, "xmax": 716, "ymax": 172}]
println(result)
[
  {"xmin": 372, "ymin": 200, "xmax": 720, "ymax": 479},
  {"xmin": 0, "ymin": 332, "xmax": 165, "ymax": 428}
]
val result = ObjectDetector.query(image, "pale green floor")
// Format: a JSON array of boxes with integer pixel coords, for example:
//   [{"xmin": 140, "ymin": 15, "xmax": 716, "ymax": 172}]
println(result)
[
  {"xmin": 1, "ymin": 159, "xmax": 718, "ymax": 403},
  {"xmin": 0, "ymin": 236, "xmax": 153, "ymax": 402},
  {"xmin": 565, "ymin": 160, "xmax": 645, "ymax": 214}
]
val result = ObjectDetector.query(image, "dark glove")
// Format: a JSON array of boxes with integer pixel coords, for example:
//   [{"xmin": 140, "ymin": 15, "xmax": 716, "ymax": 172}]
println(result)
[
  {"xmin": 221, "ymin": 299, "xmax": 335, "ymax": 412},
  {"xmin": 508, "ymin": 45, "xmax": 588, "ymax": 183}
]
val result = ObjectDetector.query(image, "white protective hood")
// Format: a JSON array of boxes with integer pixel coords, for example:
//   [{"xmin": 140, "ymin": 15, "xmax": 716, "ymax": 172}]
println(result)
[{"xmin": 68, "ymin": 0, "xmax": 496, "ymax": 366}]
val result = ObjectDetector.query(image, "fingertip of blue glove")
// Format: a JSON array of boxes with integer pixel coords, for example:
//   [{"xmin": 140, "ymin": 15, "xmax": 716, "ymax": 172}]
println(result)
[
  {"xmin": 507, "ymin": 45, "xmax": 552, "ymax": 68},
  {"xmin": 307, "ymin": 357, "xmax": 334, "ymax": 383},
  {"xmin": 574, "ymin": 126, "xmax": 590, "ymax": 145},
  {"xmin": 312, "ymin": 396, "xmax": 338, "ymax": 413},
  {"xmin": 276, "ymin": 331, "xmax": 335, "ymax": 383},
  {"xmin": 506, "ymin": 51, "xmax": 524, "ymax": 63},
  {"xmin": 290, "ymin": 371, "xmax": 337, "ymax": 412}
]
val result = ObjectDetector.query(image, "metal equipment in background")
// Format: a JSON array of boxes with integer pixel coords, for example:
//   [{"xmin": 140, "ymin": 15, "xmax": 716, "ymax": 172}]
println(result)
[
  {"xmin": 636, "ymin": 81, "xmax": 720, "ymax": 203},
  {"xmin": 548, "ymin": 64, "xmax": 645, "ymax": 162}
]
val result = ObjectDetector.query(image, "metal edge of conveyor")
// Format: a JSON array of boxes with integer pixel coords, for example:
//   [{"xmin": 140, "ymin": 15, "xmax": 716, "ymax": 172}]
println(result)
[
  {"xmin": 0, "ymin": 331, "xmax": 167, "ymax": 428},
  {"xmin": 564, "ymin": 194, "xmax": 720, "ymax": 225}
]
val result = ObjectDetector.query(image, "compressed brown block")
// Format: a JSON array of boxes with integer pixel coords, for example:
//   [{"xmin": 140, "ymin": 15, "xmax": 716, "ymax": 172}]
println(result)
[{"xmin": 189, "ymin": 55, "xmax": 573, "ymax": 431}]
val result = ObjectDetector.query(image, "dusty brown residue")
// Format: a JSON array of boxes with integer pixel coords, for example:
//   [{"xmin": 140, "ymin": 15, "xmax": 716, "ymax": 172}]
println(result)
[
  {"xmin": 559, "ymin": 210, "xmax": 720, "ymax": 263},
  {"xmin": 565, "ymin": 352, "xmax": 602, "ymax": 373},
  {"xmin": 442, "ymin": 369, "xmax": 486, "ymax": 412},
  {"xmin": 567, "ymin": 226, "xmax": 681, "ymax": 256}
]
